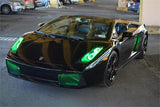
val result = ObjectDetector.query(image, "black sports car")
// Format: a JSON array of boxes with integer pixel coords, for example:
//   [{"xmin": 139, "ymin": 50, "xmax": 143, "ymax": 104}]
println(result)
[{"xmin": 6, "ymin": 15, "xmax": 148, "ymax": 88}]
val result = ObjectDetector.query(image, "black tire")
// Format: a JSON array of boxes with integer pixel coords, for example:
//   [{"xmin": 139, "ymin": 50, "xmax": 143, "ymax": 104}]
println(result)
[
  {"xmin": 1, "ymin": 5, "xmax": 11, "ymax": 14},
  {"xmin": 103, "ymin": 51, "xmax": 118, "ymax": 87},
  {"xmin": 31, "ymin": 7, "xmax": 35, "ymax": 10},
  {"xmin": 136, "ymin": 34, "xmax": 148, "ymax": 59}
]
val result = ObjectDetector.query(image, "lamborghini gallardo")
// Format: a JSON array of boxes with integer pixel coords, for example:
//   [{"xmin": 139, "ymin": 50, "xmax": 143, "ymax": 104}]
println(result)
[{"xmin": 6, "ymin": 15, "xmax": 148, "ymax": 87}]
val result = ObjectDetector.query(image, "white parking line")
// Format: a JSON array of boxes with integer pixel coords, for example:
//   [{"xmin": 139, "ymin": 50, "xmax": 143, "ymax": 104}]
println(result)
[{"xmin": 0, "ymin": 37, "xmax": 18, "ymax": 41}]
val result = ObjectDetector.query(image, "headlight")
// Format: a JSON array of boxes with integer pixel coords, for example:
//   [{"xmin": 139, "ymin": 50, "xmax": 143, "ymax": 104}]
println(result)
[
  {"xmin": 81, "ymin": 47, "xmax": 103, "ymax": 63},
  {"xmin": 11, "ymin": 37, "xmax": 24, "ymax": 52},
  {"xmin": 12, "ymin": 2, "xmax": 21, "ymax": 6},
  {"xmin": 84, "ymin": 48, "xmax": 112, "ymax": 70}
]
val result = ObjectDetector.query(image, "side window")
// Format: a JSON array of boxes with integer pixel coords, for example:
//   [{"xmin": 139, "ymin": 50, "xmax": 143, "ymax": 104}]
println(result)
[{"xmin": 115, "ymin": 23, "xmax": 127, "ymax": 35}]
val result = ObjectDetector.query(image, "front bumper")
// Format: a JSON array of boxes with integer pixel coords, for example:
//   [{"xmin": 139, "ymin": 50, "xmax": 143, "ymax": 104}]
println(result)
[
  {"xmin": 12, "ymin": 6, "xmax": 23, "ymax": 12},
  {"xmin": 6, "ymin": 59, "xmax": 87, "ymax": 88}
]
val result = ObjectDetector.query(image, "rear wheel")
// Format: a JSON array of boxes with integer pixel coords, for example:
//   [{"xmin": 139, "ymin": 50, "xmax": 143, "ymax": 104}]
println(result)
[
  {"xmin": 136, "ymin": 34, "xmax": 148, "ymax": 59},
  {"xmin": 103, "ymin": 51, "xmax": 118, "ymax": 86},
  {"xmin": 1, "ymin": 5, "xmax": 11, "ymax": 14}
]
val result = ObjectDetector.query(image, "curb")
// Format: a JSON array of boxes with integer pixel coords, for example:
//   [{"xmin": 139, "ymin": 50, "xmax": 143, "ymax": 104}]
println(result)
[
  {"xmin": 147, "ymin": 25, "xmax": 160, "ymax": 34},
  {"xmin": 116, "ymin": 7, "xmax": 128, "ymax": 12}
]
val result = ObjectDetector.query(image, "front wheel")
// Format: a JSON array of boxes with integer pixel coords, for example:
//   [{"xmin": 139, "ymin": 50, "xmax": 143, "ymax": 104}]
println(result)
[
  {"xmin": 1, "ymin": 5, "xmax": 11, "ymax": 14},
  {"xmin": 103, "ymin": 51, "xmax": 118, "ymax": 87}
]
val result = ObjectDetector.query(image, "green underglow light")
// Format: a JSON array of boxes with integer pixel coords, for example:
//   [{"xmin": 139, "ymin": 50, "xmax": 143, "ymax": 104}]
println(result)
[
  {"xmin": 6, "ymin": 60, "xmax": 21, "ymax": 75},
  {"xmin": 81, "ymin": 47, "xmax": 103, "ymax": 63},
  {"xmin": 11, "ymin": 37, "xmax": 24, "ymax": 52},
  {"xmin": 134, "ymin": 35, "xmax": 140, "ymax": 51},
  {"xmin": 58, "ymin": 74, "xmax": 81, "ymax": 86}
]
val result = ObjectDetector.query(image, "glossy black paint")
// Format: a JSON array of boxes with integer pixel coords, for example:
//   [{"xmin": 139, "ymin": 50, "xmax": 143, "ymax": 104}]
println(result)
[{"xmin": 8, "ymin": 32, "xmax": 112, "ymax": 71}]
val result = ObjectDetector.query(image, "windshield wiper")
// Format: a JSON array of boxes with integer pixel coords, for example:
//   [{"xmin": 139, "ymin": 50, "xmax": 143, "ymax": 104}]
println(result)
[
  {"xmin": 49, "ymin": 33, "xmax": 68, "ymax": 39},
  {"xmin": 35, "ymin": 31, "xmax": 55, "ymax": 38},
  {"xmin": 50, "ymin": 34, "xmax": 85, "ymax": 41},
  {"xmin": 69, "ymin": 36, "xmax": 84, "ymax": 41}
]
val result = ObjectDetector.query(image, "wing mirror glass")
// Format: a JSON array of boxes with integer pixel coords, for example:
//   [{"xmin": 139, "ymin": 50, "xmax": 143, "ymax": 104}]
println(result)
[
  {"xmin": 115, "ymin": 23, "xmax": 128, "ymax": 35},
  {"xmin": 38, "ymin": 22, "xmax": 45, "ymax": 27}
]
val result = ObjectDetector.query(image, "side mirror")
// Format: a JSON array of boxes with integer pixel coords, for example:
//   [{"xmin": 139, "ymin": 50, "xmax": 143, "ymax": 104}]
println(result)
[{"xmin": 38, "ymin": 22, "xmax": 45, "ymax": 27}]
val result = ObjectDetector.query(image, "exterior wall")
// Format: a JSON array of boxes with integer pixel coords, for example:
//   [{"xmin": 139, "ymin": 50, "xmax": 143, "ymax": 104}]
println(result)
[
  {"xmin": 140, "ymin": 0, "xmax": 160, "ymax": 26},
  {"xmin": 117, "ymin": 0, "xmax": 127, "ymax": 11},
  {"xmin": 118, "ymin": 0, "xmax": 127, "ymax": 8},
  {"xmin": 50, "ymin": 0, "xmax": 58, "ymax": 8}
]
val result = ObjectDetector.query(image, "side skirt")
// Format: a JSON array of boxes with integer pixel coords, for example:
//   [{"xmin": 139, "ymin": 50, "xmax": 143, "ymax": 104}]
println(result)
[{"xmin": 118, "ymin": 51, "xmax": 141, "ymax": 70}]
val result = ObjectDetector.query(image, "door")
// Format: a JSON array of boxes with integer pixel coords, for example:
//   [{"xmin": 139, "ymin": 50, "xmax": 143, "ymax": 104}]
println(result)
[{"xmin": 113, "ymin": 22, "xmax": 135, "ymax": 66}]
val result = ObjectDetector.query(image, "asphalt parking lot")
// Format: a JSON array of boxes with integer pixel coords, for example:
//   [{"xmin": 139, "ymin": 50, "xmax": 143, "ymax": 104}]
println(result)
[{"xmin": 0, "ymin": 0, "xmax": 159, "ymax": 107}]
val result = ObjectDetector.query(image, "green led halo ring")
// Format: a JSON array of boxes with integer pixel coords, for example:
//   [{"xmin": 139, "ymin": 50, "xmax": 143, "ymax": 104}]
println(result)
[{"xmin": 81, "ymin": 47, "xmax": 103, "ymax": 63}]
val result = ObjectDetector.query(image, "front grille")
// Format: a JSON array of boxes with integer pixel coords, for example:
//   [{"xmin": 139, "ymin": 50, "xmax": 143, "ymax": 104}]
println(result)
[
  {"xmin": 6, "ymin": 59, "xmax": 78, "ymax": 82},
  {"xmin": 20, "ymin": 64, "xmax": 64, "ymax": 81}
]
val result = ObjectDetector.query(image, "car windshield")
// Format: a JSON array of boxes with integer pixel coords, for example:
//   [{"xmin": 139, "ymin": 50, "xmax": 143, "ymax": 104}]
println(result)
[{"xmin": 38, "ymin": 16, "xmax": 112, "ymax": 40}]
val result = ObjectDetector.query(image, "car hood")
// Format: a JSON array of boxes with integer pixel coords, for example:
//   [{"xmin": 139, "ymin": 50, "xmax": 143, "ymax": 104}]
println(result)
[{"xmin": 9, "ymin": 32, "xmax": 112, "ymax": 72}]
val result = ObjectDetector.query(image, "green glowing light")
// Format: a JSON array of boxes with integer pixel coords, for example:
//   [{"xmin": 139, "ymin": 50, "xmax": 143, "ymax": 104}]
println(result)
[
  {"xmin": 11, "ymin": 37, "xmax": 24, "ymax": 52},
  {"xmin": 6, "ymin": 60, "xmax": 21, "ymax": 75},
  {"xmin": 134, "ymin": 35, "xmax": 140, "ymax": 51},
  {"xmin": 81, "ymin": 47, "xmax": 103, "ymax": 63},
  {"xmin": 58, "ymin": 74, "xmax": 81, "ymax": 86}
]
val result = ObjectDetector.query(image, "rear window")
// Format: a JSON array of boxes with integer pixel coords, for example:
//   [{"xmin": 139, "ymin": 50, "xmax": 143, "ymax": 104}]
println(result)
[{"xmin": 128, "ymin": 23, "xmax": 139, "ymax": 28}]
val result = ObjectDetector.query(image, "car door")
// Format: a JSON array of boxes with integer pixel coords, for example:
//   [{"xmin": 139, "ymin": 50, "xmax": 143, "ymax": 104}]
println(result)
[{"xmin": 113, "ymin": 22, "xmax": 135, "ymax": 66}]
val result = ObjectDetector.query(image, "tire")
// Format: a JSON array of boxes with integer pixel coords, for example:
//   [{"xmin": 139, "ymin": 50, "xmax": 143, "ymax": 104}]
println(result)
[
  {"xmin": 1, "ymin": 5, "xmax": 11, "ymax": 14},
  {"xmin": 136, "ymin": 34, "xmax": 148, "ymax": 59},
  {"xmin": 103, "ymin": 51, "xmax": 118, "ymax": 87},
  {"xmin": 30, "ymin": 7, "xmax": 35, "ymax": 10}
]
